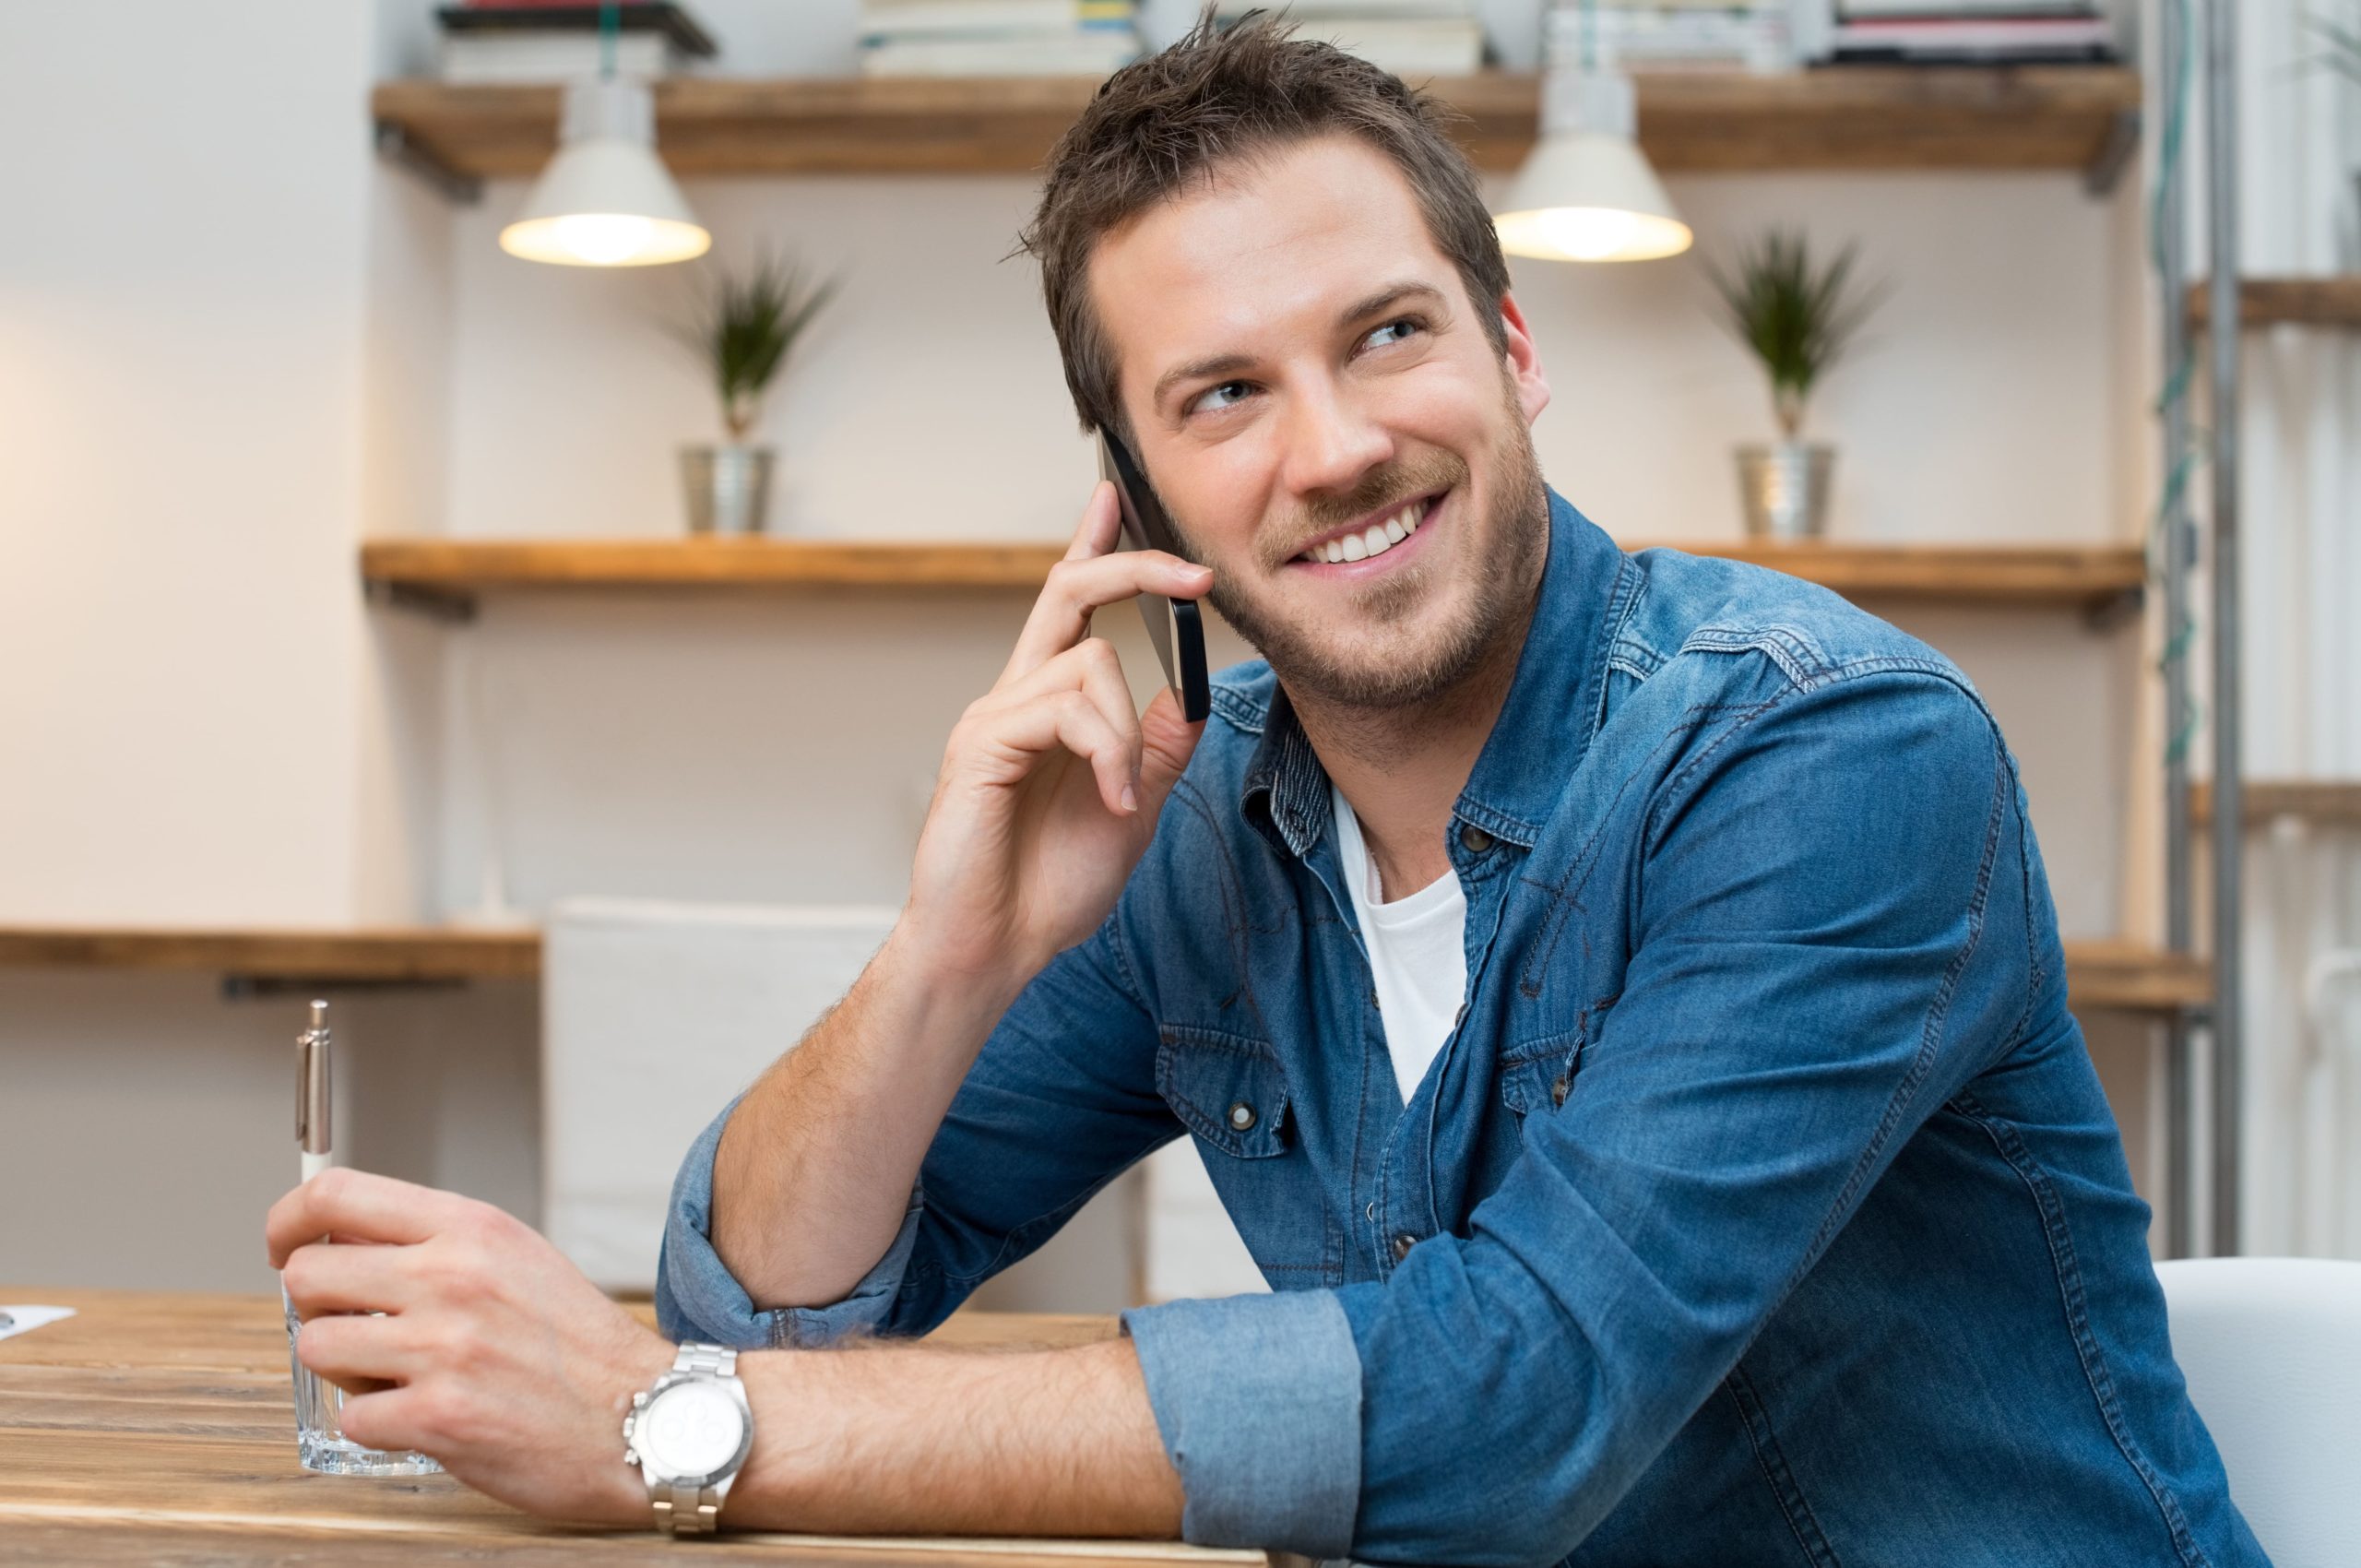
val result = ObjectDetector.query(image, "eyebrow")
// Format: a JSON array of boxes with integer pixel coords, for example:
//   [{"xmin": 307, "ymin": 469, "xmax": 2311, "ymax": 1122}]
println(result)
[{"xmin": 1149, "ymin": 280, "xmax": 1449, "ymax": 416}]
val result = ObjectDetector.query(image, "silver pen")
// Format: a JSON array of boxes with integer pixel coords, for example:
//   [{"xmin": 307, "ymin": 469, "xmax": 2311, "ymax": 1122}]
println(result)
[{"xmin": 296, "ymin": 1000, "xmax": 332, "ymax": 1182}]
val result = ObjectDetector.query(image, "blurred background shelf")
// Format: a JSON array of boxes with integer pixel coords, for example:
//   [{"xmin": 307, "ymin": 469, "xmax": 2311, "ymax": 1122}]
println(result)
[
  {"xmin": 2186, "ymin": 276, "xmax": 2361, "ymax": 330},
  {"xmin": 0, "ymin": 926, "xmax": 538, "ymax": 985},
  {"xmin": 0, "ymin": 929, "xmax": 2204, "ymax": 1012},
  {"xmin": 2191, "ymin": 780, "xmax": 2361, "ymax": 828},
  {"xmin": 361, "ymin": 536, "xmax": 2148, "ymax": 616},
  {"xmin": 370, "ymin": 65, "xmax": 2142, "ymax": 182}
]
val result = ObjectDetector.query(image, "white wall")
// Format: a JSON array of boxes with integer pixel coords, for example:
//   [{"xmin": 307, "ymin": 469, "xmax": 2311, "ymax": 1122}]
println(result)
[{"xmin": 4, "ymin": 0, "xmax": 2172, "ymax": 1301}]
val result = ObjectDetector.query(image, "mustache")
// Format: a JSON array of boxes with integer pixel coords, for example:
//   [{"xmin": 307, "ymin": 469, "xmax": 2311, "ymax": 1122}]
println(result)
[{"xmin": 1270, "ymin": 453, "xmax": 1471, "ymax": 565}]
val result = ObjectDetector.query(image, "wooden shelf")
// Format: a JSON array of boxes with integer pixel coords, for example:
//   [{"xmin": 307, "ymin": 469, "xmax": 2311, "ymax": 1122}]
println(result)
[
  {"xmin": 362, "ymin": 537, "xmax": 2146, "ymax": 616},
  {"xmin": 370, "ymin": 65, "xmax": 2140, "ymax": 182},
  {"xmin": 2062, "ymin": 941, "xmax": 2209, "ymax": 1012},
  {"xmin": 2187, "ymin": 277, "xmax": 2361, "ymax": 331},
  {"xmin": 0, "ymin": 926, "xmax": 537, "ymax": 985},
  {"xmin": 0, "ymin": 925, "xmax": 2207, "ymax": 1012},
  {"xmin": 2189, "ymin": 779, "xmax": 2361, "ymax": 829}
]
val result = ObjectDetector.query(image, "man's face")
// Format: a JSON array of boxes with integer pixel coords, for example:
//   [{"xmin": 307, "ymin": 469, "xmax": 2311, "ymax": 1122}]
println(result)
[{"xmin": 1089, "ymin": 134, "xmax": 1552, "ymax": 711}]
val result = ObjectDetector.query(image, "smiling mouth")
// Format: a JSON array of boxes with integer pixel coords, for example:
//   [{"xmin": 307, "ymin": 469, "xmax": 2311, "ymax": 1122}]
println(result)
[{"xmin": 1294, "ymin": 493, "xmax": 1442, "ymax": 566}]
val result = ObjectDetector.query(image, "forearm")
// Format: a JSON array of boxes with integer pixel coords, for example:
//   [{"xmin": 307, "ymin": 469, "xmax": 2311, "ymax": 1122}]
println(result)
[
  {"xmin": 712, "ymin": 925, "xmax": 1030, "ymax": 1310},
  {"xmin": 727, "ymin": 1335, "xmax": 1185, "ymax": 1538}
]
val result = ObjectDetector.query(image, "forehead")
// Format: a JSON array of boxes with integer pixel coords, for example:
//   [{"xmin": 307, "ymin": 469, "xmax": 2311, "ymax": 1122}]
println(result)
[{"xmin": 1087, "ymin": 134, "xmax": 1460, "ymax": 410}]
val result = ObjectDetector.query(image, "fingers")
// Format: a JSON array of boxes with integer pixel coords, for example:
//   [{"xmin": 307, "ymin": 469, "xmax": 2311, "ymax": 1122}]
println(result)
[
  {"xmin": 335, "ymin": 1385, "xmax": 436, "ymax": 1455},
  {"xmin": 266, "ymin": 1167, "xmax": 473, "ymax": 1269},
  {"xmin": 280, "ymin": 1240, "xmax": 422, "ymax": 1321},
  {"xmin": 1062, "ymin": 479, "xmax": 1121, "ymax": 563},
  {"xmin": 1004, "ymin": 488, "xmax": 1212, "ymax": 684},
  {"xmin": 1135, "ymin": 686, "xmax": 1207, "ymax": 810},
  {"xmin": 296, "ymin": 1311, "xmax": 426, "ymax": 1395},
  {"xmin": 967, "ymin": 685, "xmax": 1138, "ymax": 817},
  {"xmin": 970, "ymin": 638, "xmax": 1143, "ymax": 810}
]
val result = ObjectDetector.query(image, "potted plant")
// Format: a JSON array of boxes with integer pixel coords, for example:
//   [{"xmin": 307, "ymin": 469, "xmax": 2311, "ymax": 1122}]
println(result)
[
  {"xmin": 672, "ymin": 254, "xmax": 836, "ymax": 535},
  {"xmin": 2304, "ymin": 6, "xmax": 2361, "ymax": 232},
  {"xmin": 1703, "ymin": 227, "xmax": 1887, "ymax": 540}
]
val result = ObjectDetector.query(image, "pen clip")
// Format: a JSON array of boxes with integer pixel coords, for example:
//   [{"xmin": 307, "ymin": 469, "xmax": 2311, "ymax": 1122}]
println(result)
[{"xmin": 297, "ymin": 1000, "xmax": 330, "ymax": 1158}]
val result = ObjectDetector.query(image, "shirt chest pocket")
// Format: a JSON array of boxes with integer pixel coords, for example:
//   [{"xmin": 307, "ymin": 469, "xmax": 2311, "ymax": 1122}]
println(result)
[
  {"xmin": 1154, "ymin": 1026, "xmax": 1341, "ymax": 1286},
  {"xmin": 1156, "ymin": 1025, "xmax": 1292, "ymax": 1156},
  {"xmin": 1497, "ymin": 1004, "xmax": 1609, "ymax": 1120}
]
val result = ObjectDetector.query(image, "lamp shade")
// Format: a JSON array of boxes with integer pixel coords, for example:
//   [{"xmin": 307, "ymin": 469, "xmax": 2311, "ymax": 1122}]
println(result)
[
  {"xmin": 499, "ymin": 77, "xmax": 710, "ymax": 267},
  {"xmin": 1493, "ymin": 69, "xmax": 1691, "ymax": 264}
]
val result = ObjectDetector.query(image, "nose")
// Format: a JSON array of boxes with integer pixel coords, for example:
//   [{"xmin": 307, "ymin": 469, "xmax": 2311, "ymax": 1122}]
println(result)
[{"xmin": 1276, "ymin": 379, "xmax": 1393, "ymax": 503}]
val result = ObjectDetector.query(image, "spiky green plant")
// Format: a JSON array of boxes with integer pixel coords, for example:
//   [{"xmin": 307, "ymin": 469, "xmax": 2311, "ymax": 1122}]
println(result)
[
  {"xmin": 675, "ymin": 254, "xmax": 837, "ymax": 443},
  {"xmin": 1703, "ymin": 228, "xmax": 1888, "ymax": 441},
  {"xmin": 2304, "ymin": 6, "xmax": 2361, "ymax": 88}
]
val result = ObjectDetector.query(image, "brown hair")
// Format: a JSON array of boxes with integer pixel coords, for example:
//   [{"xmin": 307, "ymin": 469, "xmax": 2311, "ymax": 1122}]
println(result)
[{"xmin": 1018, "ymin": 10, "xmax": 1512, "ymax": 440}]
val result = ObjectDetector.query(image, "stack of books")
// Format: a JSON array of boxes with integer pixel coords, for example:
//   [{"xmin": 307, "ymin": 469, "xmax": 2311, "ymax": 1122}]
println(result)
[
  {"xmin": 435, "ymin": 4, "xmax": 719, "ymax": 84},
  {"xmin": 1826, "ymin": 0, "xmax": 2118, "ymax": 64},
  {"xmin": 858, "ymin": 0, "xmax": 1143, "ymax": 77},
  {"xmin": 1216, "ymin": 1, "xmax": 1488, "ymax": 78},
  {"xmin": 1545, "ymin": 1, "xmax": 1792, "ymax": 76}
]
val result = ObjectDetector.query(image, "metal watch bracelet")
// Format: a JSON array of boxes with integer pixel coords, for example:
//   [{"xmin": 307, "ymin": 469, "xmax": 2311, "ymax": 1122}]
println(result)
[{"xmin": 637, "ymin": 1342, "xmax": 741, "ymax": 1538}]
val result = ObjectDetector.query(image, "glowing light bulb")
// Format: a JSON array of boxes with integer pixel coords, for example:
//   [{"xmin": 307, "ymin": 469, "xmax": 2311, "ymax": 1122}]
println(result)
[{"xmin": 552, "ymin": 213, "xmax": 657, "ymax": 266}]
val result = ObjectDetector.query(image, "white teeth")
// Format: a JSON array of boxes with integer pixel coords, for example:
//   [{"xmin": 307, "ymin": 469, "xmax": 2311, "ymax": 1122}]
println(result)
[{"xmin": 1299, "ymin": 496, "xmax": 1433, "ymax": 566}]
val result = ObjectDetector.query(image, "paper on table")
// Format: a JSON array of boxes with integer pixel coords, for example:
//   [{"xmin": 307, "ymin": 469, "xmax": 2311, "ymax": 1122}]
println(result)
[{"xmin": 0, "ymin": 1305, "xmax": 76, "ymax": 1341}]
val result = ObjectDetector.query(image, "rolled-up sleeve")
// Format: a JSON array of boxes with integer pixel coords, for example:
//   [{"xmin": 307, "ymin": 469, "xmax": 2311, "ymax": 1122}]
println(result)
[
  {"xmin": 1121, "ymin": 1290, "xmax": 1364, "ymax": 1558},
  {"xmin": 655, "ymin": 1093, "xmax": 925, "ymax": 1348},
  {"xmin": 1115, "ymin": 671, "xmax": 2025, "ymax": 1565}
]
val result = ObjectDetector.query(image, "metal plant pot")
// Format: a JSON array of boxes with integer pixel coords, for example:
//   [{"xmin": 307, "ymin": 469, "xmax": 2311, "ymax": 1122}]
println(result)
[
  {"xmin": 680, "ymin": 445, "xmax": 775, "ymax": 535},
  {"xmin": 1735, "ymin": 441, "xmax": 1834, "ymax": 540}
]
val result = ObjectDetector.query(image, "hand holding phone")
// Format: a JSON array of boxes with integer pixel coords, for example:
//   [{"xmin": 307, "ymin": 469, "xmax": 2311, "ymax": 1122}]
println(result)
[{"xmin": 1097, "ymin": 430, "xmax": 1212, "ymax": 724}]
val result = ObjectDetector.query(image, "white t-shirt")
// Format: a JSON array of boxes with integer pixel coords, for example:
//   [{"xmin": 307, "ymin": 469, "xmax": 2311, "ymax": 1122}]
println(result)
[{"xmin": 1331, "ymin": 781, "xmax": 1469, "ymax": 1105}]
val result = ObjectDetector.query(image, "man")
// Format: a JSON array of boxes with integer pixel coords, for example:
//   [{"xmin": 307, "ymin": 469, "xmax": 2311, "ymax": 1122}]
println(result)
[{"xmin": 269, "ymin": 18, "xmax": 2266, "ymax": 1565}]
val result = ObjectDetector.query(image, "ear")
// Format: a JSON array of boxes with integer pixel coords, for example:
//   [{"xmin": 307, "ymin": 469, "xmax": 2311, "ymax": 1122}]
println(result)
[{"xmin": 1497, "ymin": 291, "xmax": 1551, "ymax": 426}]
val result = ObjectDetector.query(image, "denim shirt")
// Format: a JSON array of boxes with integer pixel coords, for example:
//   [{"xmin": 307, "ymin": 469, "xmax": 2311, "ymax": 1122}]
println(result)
[{"xmin": 659, "ymin": 492, "xmax": 2265, "ymax": 1568}]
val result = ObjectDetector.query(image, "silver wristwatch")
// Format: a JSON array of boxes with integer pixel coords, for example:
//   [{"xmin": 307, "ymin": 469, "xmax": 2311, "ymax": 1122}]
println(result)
[{"xmin": 622, "ymin": 1342, "xmax": 754, "ymax": 1536}]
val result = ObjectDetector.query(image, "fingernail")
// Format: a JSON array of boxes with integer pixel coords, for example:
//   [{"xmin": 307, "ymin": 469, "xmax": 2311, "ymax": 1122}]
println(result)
[{"xmin": 1121, "ymin": 784, "xmax": 1138, "ymax": 813}]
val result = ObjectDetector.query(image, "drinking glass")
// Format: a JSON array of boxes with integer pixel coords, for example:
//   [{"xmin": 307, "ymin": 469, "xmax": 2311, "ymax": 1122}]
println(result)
[{"xmin": 284, "ymin": 1286, "xmax": 443, "ymax": 1476}]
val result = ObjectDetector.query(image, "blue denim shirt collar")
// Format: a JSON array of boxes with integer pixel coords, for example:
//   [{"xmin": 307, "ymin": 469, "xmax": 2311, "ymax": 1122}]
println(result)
[{"xmin": 1238, "ymin": 486, "xmax": 1632, "ymax": 859}]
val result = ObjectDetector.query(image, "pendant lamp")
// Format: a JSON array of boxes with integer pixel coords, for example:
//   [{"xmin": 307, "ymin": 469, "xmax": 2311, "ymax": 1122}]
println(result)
[
  {"xmin": 1493, "ymin": 21, "xmax": 1691, "ymax": 265},
  {"xmin": 498, "ymin": 69, "xmax": 709, "ymax": 267}
]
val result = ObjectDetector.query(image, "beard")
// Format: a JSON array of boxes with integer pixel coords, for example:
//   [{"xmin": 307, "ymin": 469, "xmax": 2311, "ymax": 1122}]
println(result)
[{"xmin": 1177, "ymin": 388, "xmax": 1549, "ymax": 713}]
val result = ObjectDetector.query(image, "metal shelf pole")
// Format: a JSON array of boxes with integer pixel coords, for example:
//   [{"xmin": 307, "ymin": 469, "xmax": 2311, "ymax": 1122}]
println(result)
[
  {"xmin": 2157, "ymin": 0, "xmax": 2196, "ymax": 1261},
  {"xmin": 2202, "ymin": 0, "xmax": 2244, "ymax": 1255}
]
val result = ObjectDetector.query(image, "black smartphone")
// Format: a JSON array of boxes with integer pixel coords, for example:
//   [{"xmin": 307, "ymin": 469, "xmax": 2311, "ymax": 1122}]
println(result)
[{"xmin": 1097, "ymin": 429, "xmax": 1212, "ymax": 723}]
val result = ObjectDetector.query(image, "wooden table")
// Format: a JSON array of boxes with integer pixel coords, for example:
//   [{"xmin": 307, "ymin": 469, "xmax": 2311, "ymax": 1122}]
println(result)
[{"xmin": 0, "ymin": 1287, "xmax": 1273, "ymax": 1566}]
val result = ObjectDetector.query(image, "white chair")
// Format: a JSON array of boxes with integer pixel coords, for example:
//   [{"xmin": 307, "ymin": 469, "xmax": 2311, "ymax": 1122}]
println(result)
[
  {"xmin": 541, "ymin": 897, "xmax": 899, "ymax": 1293},
  {"xmin": 2154, "ymin": 1256, "xmax": 2361, "ymax": 1568},
  {"xmin": 1142, "ymin": 1140, "xmax": 1269, "ymax": 1302}
]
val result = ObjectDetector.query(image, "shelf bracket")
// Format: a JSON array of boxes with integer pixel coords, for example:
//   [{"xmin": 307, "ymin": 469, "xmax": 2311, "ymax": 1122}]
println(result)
[
  {"xmin": 2082, "ymin": 108, "xmax": 2140, "ymax": 198},
  {"xmin": 2082, "ymin": 582, "xmax": 2144, "ymax": 633},
  {"xmin": 220, "ymin": 975, "xmax": 470, "ymax": 1002},
  {"xmin": 374, "ymin": 121, "xmax": 483, "ymax": 206},
  {"xmin": 366, "ymin": 577, "xmax": 479, "ymax": 625}
]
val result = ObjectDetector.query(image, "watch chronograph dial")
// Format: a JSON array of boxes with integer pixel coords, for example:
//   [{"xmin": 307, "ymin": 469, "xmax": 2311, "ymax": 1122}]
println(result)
[{"xmin": 642, "ymin": 1381, "xmax": 745, "ymax": 1479}]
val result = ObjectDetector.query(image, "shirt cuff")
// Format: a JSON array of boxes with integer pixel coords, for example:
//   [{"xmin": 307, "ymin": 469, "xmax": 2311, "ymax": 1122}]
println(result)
[
  {"xmin": 1121, "ymin": 1290, "xmax": 1362, "ymax": 1558},
  {"xmin": 654, "ymin": 1094, "xmax": 924, "ymax": 1349}
]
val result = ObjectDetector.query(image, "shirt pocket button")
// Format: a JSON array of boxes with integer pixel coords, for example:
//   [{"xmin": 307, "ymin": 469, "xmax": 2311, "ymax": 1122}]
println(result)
[
  {"xmin": 1457, "ymin": 822, "xmax": 1496, "ymax": 854},
  {"xmin": 1392, "ymin": 1232, "xmax": 1418, "ymax": 1263},
  {"xmin": 1227, "ymin": 1100, "xmax": 1257, "ymax": 1132}
]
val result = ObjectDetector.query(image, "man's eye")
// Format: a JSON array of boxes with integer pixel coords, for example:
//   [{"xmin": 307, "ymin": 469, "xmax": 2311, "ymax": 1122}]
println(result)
[
  {"xmin": 1362, "ymin": 316, "xmax": 1425, "ymax": 350},
  {"xmin": 1191, "ymin": 380, "xmax": 1254, "ymax": 414}
]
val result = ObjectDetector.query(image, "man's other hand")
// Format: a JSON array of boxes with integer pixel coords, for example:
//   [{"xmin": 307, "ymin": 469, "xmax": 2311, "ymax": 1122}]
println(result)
[{"xmin": 267, "ymin": 1167, "xmax": 674, "ymax": 1526}]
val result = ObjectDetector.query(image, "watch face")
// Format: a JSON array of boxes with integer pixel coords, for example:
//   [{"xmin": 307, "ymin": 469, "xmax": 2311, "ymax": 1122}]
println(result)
[{"xmin": 642, "ymin": 1381, "xmax": 745, "ymax": 1479}]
